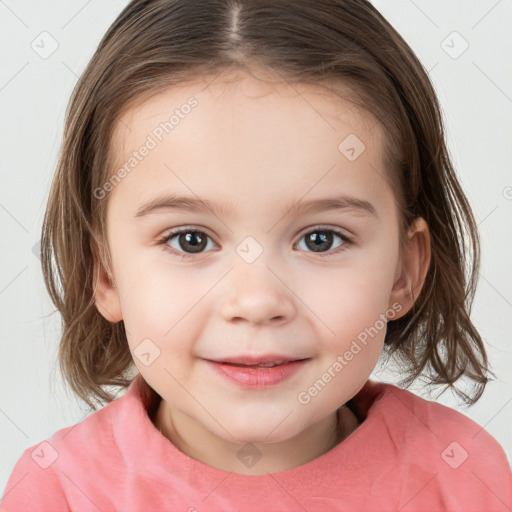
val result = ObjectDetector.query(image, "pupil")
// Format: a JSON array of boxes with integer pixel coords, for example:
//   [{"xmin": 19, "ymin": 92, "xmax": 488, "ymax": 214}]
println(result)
[
  {"xmin": 307, "ymin": 231, "xmax": 332, "ymax": 252},
  {"xmin": 177, "ymin": 231, "xmax": 334, "ymax": 254},
  {"xmin": 181, "ymin": 232, "xmax": 206, "ymax": 253}
]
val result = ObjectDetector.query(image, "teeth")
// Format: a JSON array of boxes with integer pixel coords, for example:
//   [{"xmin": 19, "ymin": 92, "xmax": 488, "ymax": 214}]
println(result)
[{"xmin": 227, "ymin": 360, "xmax": 286, "ymax": 367}]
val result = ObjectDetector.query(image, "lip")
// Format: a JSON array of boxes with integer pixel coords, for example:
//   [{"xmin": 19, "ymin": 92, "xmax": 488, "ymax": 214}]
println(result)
[
  {"xmin": 207, "ymin": 354, "xmax": 307, "ymax": 365},
  {"xmin": 204, "ymin": 358, "xmax": 309, "ymax": 389}
]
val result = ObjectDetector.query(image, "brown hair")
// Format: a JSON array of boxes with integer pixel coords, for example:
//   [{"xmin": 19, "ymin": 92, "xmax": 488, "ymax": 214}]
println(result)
[{"xmin": 41, "ymin": 0, "xmax": 491, "ymax": 410}]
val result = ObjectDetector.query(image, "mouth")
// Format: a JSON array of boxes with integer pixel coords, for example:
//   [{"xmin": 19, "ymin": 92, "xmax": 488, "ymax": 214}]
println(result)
[
  {"xmin": 206, "ymin": 355, "xmax": 310, "ymax": 367},
  {"xmin": 214, "ymin": 359, "xmax": 308, "ymax": 368},
  {"xmin": 203, "ymin": 356, "xmax": 311, "ymax": 388}
]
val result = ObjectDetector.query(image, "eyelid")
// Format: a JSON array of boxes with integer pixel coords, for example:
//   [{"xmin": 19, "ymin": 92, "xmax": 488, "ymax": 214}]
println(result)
[
  {"xmin": 161, "ymin": 225, "xmax": 218, "ymax": 243},
  {"xmin": 297, "ymin": 224, "xmax": 353, "ymax": 239}
]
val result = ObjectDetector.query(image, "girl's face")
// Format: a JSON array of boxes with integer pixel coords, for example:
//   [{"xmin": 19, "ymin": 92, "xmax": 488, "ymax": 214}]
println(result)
[{"xmin": 95, "ymin": 70, "xmax": 428, "ymax": 473}]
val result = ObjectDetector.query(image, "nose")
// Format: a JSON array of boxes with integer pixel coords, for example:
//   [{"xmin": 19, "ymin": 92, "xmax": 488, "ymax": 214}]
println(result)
[{"xmin": 220, "ymin": 263, "xmax": 296, "ymax": 326}]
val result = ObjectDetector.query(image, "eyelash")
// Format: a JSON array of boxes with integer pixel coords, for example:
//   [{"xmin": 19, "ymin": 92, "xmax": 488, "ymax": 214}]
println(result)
[{"xmin": 158, "ymin": 225, "xmax": 353, "ymax": 260}]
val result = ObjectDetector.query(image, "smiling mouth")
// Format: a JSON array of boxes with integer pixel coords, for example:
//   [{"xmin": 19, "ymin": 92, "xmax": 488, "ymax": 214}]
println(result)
[
  {"xmin": 205, "ymin": 353, "xmax": 311, "ymax": 367},
  {"xmin": 204, "ymin": 358, "xmax": 310, "ymax": 388}
]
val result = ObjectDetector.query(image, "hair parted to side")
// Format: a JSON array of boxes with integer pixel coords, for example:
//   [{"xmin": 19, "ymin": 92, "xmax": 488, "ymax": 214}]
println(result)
[{"xmin": 41, "ymin": 0, "xmax": 491, "ymax": 410}]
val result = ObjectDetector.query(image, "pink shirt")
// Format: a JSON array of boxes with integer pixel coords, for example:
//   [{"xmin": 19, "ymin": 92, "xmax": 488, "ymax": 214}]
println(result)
[{"xmin": 2, "ymin": 375, "xmax": 511, "ymax": 511}]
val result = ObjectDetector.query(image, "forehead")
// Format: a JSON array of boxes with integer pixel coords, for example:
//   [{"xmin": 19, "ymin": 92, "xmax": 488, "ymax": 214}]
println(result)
[
  {"xmin": 107, "ymin": 70, "xmax": 392, "ymax": 218},
  {"xmin": 113, "ymin": 70, "xmax": 380, "ymax": 147}
]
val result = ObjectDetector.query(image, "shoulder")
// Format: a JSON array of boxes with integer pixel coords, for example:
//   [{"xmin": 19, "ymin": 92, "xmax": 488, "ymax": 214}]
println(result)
[
  {"xmin": 366, "ymin": 381, "xmax": 512, "ymax": 510},
  {"xmin": 1, "ymin": 384, "xmax": 135, "ymax": 511},
  {"xmin": 376, "ymin": 382, "xmax": 506, "ymax": 453}
]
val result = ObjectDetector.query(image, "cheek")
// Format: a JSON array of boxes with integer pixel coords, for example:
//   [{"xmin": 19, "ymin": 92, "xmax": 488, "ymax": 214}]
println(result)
[
  {"xmin": 116, "ymin": 259, "xmax": 211, "ymax": 352},
  {"xmin": 300, "ymin": 260, "xmax": 396, "ymax": 340}
]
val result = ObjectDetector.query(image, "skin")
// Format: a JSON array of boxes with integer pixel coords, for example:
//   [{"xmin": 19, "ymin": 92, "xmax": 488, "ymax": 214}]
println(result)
[{"xmin": 93, "ymin": 69, "xmax": 431, "ymax": 475}]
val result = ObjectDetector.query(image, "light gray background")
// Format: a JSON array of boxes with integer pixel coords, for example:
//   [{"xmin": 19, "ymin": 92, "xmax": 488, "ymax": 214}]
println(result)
[{"xmin": 1, "ymin": 0, "xmax": 511, "ymax": 493}]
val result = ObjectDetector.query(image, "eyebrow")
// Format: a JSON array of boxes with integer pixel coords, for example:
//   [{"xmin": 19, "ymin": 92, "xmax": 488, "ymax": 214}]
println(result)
[{"xmin": 135, "ymin": 193, "xmax": 378, "ymax": 219}]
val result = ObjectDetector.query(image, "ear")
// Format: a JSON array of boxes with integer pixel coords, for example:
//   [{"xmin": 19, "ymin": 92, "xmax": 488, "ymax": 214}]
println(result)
[
  {"xmin": 388, "ymin": 217, "xmax": 431, "ymax": 319},
  {"xmin": 90, "ymin": 237, "xmax": 123, "ymax": 323}
]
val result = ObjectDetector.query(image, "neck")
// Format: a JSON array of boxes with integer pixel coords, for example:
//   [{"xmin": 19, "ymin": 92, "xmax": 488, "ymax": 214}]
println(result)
[{"xmin": 151, "ymin": 398, "xmax": 360, "ymax": 476}]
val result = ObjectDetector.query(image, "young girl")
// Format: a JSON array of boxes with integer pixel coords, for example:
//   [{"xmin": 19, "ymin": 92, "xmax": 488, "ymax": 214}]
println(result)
[{"xmin": 2, "ymin": 0, "xmax": 511, "ymax": 510}]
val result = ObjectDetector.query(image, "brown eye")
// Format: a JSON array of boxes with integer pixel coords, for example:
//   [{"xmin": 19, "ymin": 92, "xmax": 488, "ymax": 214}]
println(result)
[
  {"xmin": 163, "ymin": 229, "xmax": 217, "ymax": 257},
  {"xmin": 295, "ymin": 228, "xmax": 350, "ymax": 256}
]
